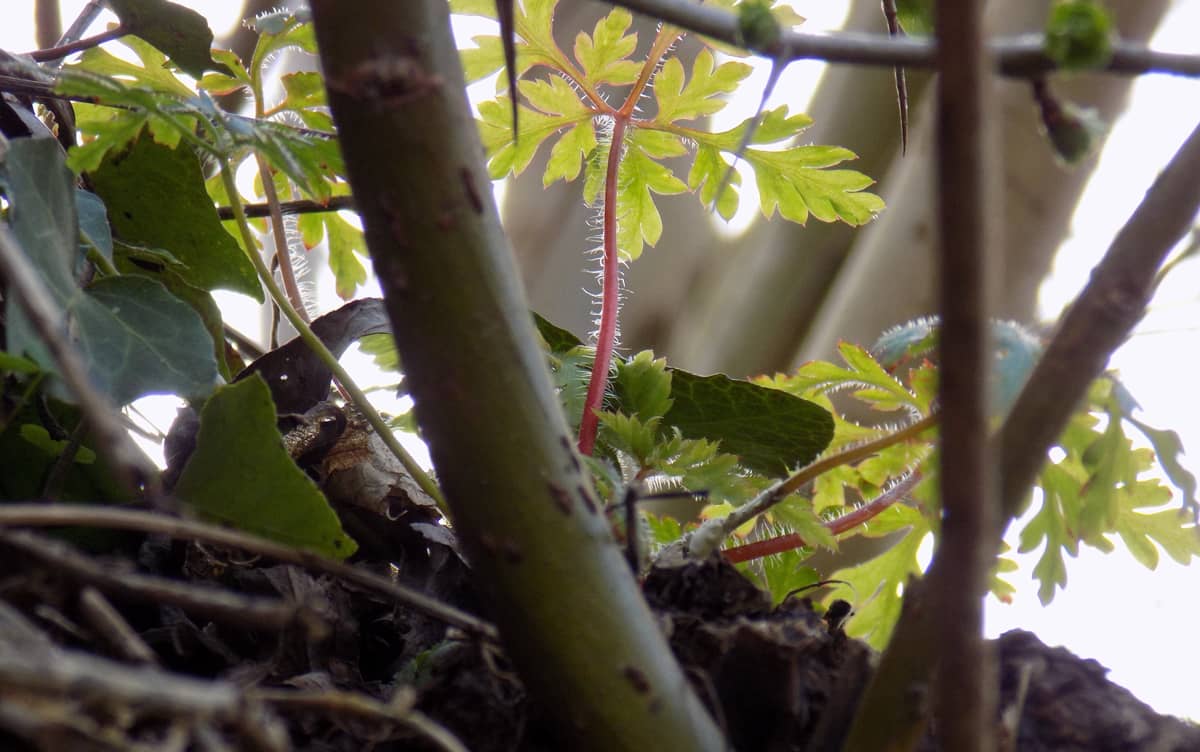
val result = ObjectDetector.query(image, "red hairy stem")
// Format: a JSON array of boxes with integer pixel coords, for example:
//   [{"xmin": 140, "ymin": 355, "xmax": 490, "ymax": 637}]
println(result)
[
  {"xmin": 576, "ymin": 28, "xmax": 681, "ymax": 455},
  {"xmin": 721, "ymin": 471, "xmax": 923, "ymax": 563},
  {"xmin": 577, "ymin": 115, "xmax": 628, "ymax": 455}
]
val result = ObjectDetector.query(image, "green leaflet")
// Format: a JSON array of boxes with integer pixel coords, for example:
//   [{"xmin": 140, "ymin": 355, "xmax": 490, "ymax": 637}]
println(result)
[
  {"xmin": 106, "ymin": 0, "xmax": 227, "ymax": 77},
  {"xmin": 664, "ymin": 370, "xmax": 833, "ymax": 476},
  {"xmin": 1, "ymin": 137, "xmax": 219, "ymax": 405},
  {"xmin": 173, "ymin": 376, "xmax": 358, "ymax": 559},
  {"xmin": 87, "ymin": 136, "xmax": 262, "ymax": 300},
  {"xmin": 463, "ymin": 0, "xmax": 884, "ymax": 257}
]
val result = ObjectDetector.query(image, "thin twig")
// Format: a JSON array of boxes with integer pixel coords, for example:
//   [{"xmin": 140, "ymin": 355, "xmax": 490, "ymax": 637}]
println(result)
[
  {"xmin": 930, "ymin": 0, "xmax": 997, "ymax": 747},
  {"xmin": 254, "ymin": 154, "xmax": 310, "ymax": 322},
  {"xmin": 216, "ymin": 194, "xmax": 356, "ymax": 221},
  {"xmin": 0, "ymin": 222, "xmax": 156, "ymax": 497},
  {"xmin": 607, "ymin": 0, "xmax": 1200, "ymax": 78},
  {"xmin": 721, "ymin": 470, "xmax": 923, "ymax": 563},
  {"xmin": 881, "ymin": 0, "xmax": 909, "ymax": 154},
  {"xmin": 52, "ymin": 0, "xmax": 106, "ymax": 58},
  {"xmin": 77, "ymin": 586, "xmax": 159, "ymax": 665},
  {"xmin": 0, "ymin": 503, "xmax": 499, "ymax": 642},
  {"xmin": 686, "ymin": 412, "xmax": 938, "ymax": 558},
  {"xmin": 0, "ymin": 529, "xmax": 329, "ymax": 638},
  {"xmin": 29, "ymin": 26, "xmax": 126, "ymax": 63},
  {"xmin": 251, "ymin": 687, "xmax": 470, "ymax": 752}
]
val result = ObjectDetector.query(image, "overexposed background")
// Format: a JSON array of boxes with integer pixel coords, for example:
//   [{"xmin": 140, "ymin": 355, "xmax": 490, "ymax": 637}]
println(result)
[{"xmin": 5, "ymin": 0, "xmax": 1197, "ymax": 720}]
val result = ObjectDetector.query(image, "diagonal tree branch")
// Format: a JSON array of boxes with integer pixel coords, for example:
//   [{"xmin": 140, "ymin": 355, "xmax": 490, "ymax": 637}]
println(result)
[{"xmin": 841, "ymin": 114, "xmax": 1200, "ymax": 752}]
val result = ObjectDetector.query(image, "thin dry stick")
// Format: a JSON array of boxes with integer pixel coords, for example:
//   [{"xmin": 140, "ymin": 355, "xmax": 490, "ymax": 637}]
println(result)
[
  {"xmin": 607, "ymin": 0, "xmax": 1200, "ymax": 78},
  {"xmin": 0, "ymin": 223, "xmax": 156, "ymax": 496},
  {"xmin": 251, "ymin": 687, "xmax": 470, "ymax": 752},
  {"xmin": 721, "ymin": 469, "xmax": 923, "ymax": 563},
  {"xmin": 216, "ymin": 195, "xmax": 356, "ymax": 221},
  {"xmin": 930, "ymin": 0, "xmax": 997, "ymax": 748},
  {"xmin": 77, "ymin": 587, "xmax": 159, "ymax": 665},
  {"xmin": 686, "ymin": 413, "xmax": 938, "ymax": 558},
  {"xmin": 0, "ymin": 529, "xmax": 328, "ymax": 638},
  {"xmin": 254, "ymin": 155, "xmax": 309, "ymax": 322},
  {"xmin": 0, "ymin": 503, "xmax": 499, "ymax": 643}
]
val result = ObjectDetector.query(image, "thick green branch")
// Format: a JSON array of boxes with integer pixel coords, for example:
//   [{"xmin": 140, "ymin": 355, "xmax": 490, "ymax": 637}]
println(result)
[{"xmin": 308, "ymin": 2, "xmax": 725, "ymax": 749}]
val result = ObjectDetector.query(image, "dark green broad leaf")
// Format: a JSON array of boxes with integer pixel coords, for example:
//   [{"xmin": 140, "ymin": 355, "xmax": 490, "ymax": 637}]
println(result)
[
  {"xmin": 106, "ymin": 0, "xmax": 227, "ymax": 77},
  {"xmin": 1, "ymin": 137, "xmax": 219, "ymax": 405},
  {"xmin": 533, "ymin": 311, "xmax": 584, "ymax": 352},
  {"xmin": 173, "ymin": 375, "xmax": 358, "ymax": 558},
  {"xmin": 76, "ymin": 189, "xmax": 112, "ymax": 262},
  {"xmin": 78, "ymin": 276, "xmax": 219, "ymax": 404},
  {"xmin": 87, "ymin": 136, "xmax": 262, "ymax": 300},
  {"xmin": 664, "ymin": 370, "xmax": 833, "ymax": 476},
  {"xmin": 115, "ymin": 242, "xmax": 233, "ymax": 380}
]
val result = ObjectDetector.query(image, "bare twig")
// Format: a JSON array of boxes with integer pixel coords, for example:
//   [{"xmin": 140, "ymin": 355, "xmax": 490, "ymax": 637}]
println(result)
[
  {"xmin": 216, "ymin": 194, "xmax": 356, "ymax": 221},
  {"xmin": 0, "ymin": 636, "xmax": 288, "ymax": 752},
  {"xmin": 0, "ymin": 503, "xmax": 499, "ymax": 642},
  {"xmin": 252, "ymin": 687, "xmax": 470, "ymax": 752},
  {"xmin": 53, "ymin": 0, "xmax": 106, "ymax": 56},
  {"xmin": 880, "ymin": 0, "xmax": 909, "ymax": 153},
  {"xmin": 721, "ymin": 470, "xmax": 923, "ymax": 563},
  {"xmin": 254, "ymin": 154, "xmax": 310, "ymax": 322},
  {"xmin": 0, "ymin": 529, "xmax": 329, "ymax": 639},
  {"xmin": 686, "ymin": 413, "xmax": 938, "ymax": 558},
  {"xmin": 0, "ymin": 223, "xmax": 156, "ymax": 496},
  {"xmin": 78, "ymin": 587, "xmax": 159, "ymax": 665},
  {"xmin": 29, "ymin": 26, "xmax": 126, "ymax": 62},
  {"xmin": 608, "ymin": 0, "xmax": 1200, "ymax": 78},
  {"xmin": 929, "ymin": 0, "xmax": 997, "ymax": 748}
]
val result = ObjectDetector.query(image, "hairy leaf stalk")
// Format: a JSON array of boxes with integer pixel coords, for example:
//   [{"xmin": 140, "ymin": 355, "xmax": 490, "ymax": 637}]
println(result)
[{"xmin": 308, "ymin": 3, "xmax": 724, "ymax": 750}]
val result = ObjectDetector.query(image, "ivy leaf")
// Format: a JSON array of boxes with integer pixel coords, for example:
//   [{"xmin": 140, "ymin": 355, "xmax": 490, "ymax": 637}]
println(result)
[
  {"xmin": 87, "ymin": 136, "xmax": 262, "ymax": 300},
  {"xmin": 1, "ymin": 137, "xmax": 218, "ymax": 405},
  {"xmin": 664, "ymin": 369, "xmax": 834, "ymax": 476},
  {"xmin": 174, "ymin": 376, "xmax": 358, "ymax": 559},
  {"xmin": 106, "ymin": 0, "xmax": 228, "ymax": 77},
  {"xmin": 77, "ymin": 276, "xmax": 221, "ymax": 404}
]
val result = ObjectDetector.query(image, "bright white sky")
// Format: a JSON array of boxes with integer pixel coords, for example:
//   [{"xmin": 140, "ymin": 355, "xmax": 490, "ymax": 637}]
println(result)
[{"xmin": 7, "ymin": 0, "xmax": 1198, "ymax": 720}]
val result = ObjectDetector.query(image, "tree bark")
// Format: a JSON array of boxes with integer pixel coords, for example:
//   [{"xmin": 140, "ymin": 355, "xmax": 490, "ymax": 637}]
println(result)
[{"xmin": 309, "ymin": 2, "xmax": 725, "ymax": 749}]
